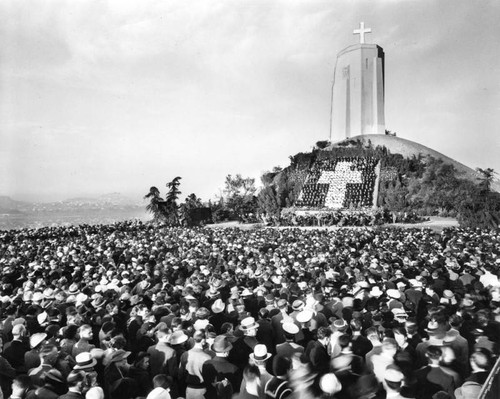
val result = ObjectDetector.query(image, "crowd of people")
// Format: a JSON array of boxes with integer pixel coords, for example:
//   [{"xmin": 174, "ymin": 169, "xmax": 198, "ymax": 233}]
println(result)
[
  {"xmin": 0, "ymin": 221, "xmax": 499, "ymax": 399},
  {"xmin": 296, "ymin": 158, "xmax": 378, "ymax": 209}
]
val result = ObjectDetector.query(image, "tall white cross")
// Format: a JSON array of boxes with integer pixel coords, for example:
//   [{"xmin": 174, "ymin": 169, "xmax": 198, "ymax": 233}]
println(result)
[{"xmin": 353, "ymin": 22, "xmax": 372, "ymax": 44}]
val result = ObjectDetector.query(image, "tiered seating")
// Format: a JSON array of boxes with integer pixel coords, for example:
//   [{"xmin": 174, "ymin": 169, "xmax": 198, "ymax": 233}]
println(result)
[{"xmin": 296, "ymin": 157, "xmax": 379, "ymax": 209}]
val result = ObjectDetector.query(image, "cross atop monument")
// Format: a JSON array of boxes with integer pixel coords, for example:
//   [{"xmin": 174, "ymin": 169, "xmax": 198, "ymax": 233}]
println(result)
[{"xmin": 353, "ymin": 22, "xmax": 372, "ymax": 44}]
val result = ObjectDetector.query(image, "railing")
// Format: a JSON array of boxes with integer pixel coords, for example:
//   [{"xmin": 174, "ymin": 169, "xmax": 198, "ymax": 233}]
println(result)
[{"xmin": 479, "ymin": 356, "xmax": 500, "ymax": 399}]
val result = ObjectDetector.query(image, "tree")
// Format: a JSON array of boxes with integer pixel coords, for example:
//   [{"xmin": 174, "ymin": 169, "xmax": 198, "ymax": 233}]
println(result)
[
  {"xmin": 179, "ymin": 193, "xmax": 204, "ymax": 226},
  {"xmin": 164, "ymin": 177, "xmax": 182, "ymax": 225},
  {"xmin": 144, "ymin": 186, "xmax": 166, "ymax": 222},
  {"xmin": 221, "ymin": 174, "xmax": 257, "ymax": 221},
  {"xmin": 477, "ymin": 168, "xmax": 496, "ymax": 193}
]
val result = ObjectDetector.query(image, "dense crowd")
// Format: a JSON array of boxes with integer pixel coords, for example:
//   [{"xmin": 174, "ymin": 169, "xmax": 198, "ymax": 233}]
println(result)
[
  {"xmin": 296, "ymin": 158, "xmax": 378, "ymax": 209},
  {"xmin": 0, "ymin": 221, "xmax": 499, "ymax": 399}
]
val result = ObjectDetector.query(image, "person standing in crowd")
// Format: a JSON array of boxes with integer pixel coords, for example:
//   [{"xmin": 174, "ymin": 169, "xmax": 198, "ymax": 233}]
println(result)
[
  {"xmin": 4, "ymin": 325, "xmax": 28, "ymax": 375},
  {"xmin": 202, "ymin": 336, "xmax": 241, "ymax": 399},
  {"xmin": 179, "ymin": 331, "xmax": 212, "ymax": 399}
]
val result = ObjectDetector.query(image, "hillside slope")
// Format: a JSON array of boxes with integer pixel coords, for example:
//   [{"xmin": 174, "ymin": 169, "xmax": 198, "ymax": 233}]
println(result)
[{"xmin": 328, "ymin": 135, "xmax": 500, "ymax": 192}]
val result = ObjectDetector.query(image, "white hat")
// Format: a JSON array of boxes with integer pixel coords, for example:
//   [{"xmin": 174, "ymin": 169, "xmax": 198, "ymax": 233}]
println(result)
[
  {"xmin": 319, "ymin": 373, "xmax": 342, "ymax": 394},
  {"xmin": 250, "ymin": 344, "xmax": 271, "ymax": 362},
  {"xmin": 240, "ymin": 317, "xmax": 258, "ymax": 331},
  {"xmin": 384, "ymin": 367, "xmax": 404, "ymax": 383},
  {"xmin": 30, "ymin": 333, "xmax": 47, "ymax": 349},
  {"xmin": 211, "ymin": 299, "xmax": 225, "ymax": 314},
  {"xmin": 282, "ymin": 322, "xmax": 299, "ymax": 335},
  {"xmin": 386, "ymin": 289, "xmax": 401, "ymax": 299},
  {"xmin": 296, "ymin": 309, "xmax": 313, "ymax": 323},
  {"xmin": 369, "ymin": 286, "xmax": 384, "ymax": 297}
]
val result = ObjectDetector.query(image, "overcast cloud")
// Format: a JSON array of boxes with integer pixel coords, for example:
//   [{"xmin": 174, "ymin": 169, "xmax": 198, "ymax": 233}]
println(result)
[{"xmin": 1, "ymin": 0, "xmax": 499, "ymax": 202}]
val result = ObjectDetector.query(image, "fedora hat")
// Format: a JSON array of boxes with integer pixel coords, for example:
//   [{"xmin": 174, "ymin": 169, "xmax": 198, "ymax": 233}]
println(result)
[
  {"xmin": 30, "ymin": 333, "xmax": 47, "ymax": 349},
  {"xmin": 386, "ymin": 289, "xmax": 401, "ymax": 299},
  {"xmin": 74, "ymin": 352, "xmax": 98, "ymax": 370},
  {"xmin": 68, "ymin": 284, "xmax": 79, "ymax": 294},
  {"xmin": 250, "ymin": 344, "xmax": 271, "ymax": 362},
  {"xmin": 109, "ymin": 349, "xmax": 131, "ymax": 364},
  {"xmin": 240, "ymin": 317, "xmax": 258, "ymax": 330},
  {"xmin": 91, "ymin": 295, "xmax": 106, "ymax": 308},
  {"xmin": 370, "ymin": 286, "xmax": 384, "ymax": 298},
  {"xmin": 168, "ymin": 330, "xmax": 188, "ymax": 345},
  {"xmin": 240, "ymin": 288, "xmax": 253, "ymax": 297},
  {"xmin": 45, "ymin": 369, "xmax": 64, "ymax": 384},
  {"xmin": 211, "ymin": 299, "xmax": 225, "ymax": 314},
  {"xmin": 211, "ymin": 335, "xmax": 233, "ymax": 353}
]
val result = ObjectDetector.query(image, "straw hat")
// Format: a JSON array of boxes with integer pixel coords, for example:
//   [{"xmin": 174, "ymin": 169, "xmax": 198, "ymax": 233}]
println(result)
[
  {"xmin": 240, "ymin": 317, "xmax": 258, "ymax": 331},
  {"xmin": 74, "ymin": 352, "xmax": 98, "ymax": 370},
  {"xmin": 250, "ymin": 344, "xmax": 271, "ymax": 362}
]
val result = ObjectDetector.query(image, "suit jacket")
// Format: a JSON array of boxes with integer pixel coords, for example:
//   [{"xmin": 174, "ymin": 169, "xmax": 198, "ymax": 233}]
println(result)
[
  {"xmin": 306, "ymin": 341, "xmax": 330, "ymax": 375},
  {"xmin": 4, "ymin": 339, "xmax": 28, "ymax": 373},
  {"xmin": 57, "ymin": 390, "xmax": 85, "ymax": 399},
  {"xmin": 202, "ymin": 356, "xmax": 242, "ymax": 399},
  {"xmin": 147, "ymin": 342, "xmax": 177, "ymax": 378},
  {"xmin": 276, "ymin": 342, "xmax": 304, "ymax": 360}
]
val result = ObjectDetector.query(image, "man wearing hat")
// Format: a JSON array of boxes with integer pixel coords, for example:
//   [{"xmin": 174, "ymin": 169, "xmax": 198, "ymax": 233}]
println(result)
[
  {"xmin": 239, "ymin": 344, "xmax": 272, "ymax": 399},
  {"xmin": 270, "ymin": 299, "xmax": 289, "ymax": 346},
  {"xmin": 229, "ymin": 317, "xmax": 260, "ymax": 371},
  {"xmin": 276, "ymin": 322, "xmax": 304, "ymax": 360},
  {"xmin": 31, "ymin": 368, "xmax": 66, "ymax": 399},
  {"xmin": 147, "ymin": 326, "xmax": 177, "ymax": 380},
  {"xmin": 104, "ymin": 349, "xmax": 132, "ymax": 397},
  {"xmin": 202, "ymin": 336, "xmax": 241, "ymax": 399},
  {"xmin": 24, "ymin": 332, "xmax": 47, "ymax": 371},
  {"xmin": 209, "ymin": 299, "xmax": 227, "ymax": 335},
  {"xmin": 382, "ymin": 366, "xmax": 406, "ymax": 399},
  {"xmin": 28, "ymin": 343, "xmax": 58, "ymax": 388},
  {"xmin": 59, "ymin": 370, "xmax": 86, "ymax": 399}
]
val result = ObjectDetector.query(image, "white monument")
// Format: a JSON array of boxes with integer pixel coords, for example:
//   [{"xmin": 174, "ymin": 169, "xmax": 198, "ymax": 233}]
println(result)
[{"xmin": 330, "ymin": 22, "xmax": 385, "ymax": 141}]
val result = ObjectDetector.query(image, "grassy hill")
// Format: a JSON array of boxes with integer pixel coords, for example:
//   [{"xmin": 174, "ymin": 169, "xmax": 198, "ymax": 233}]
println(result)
[{"xmin": 327, "ymin": 134, "xmax": 500, "ymax": 192}]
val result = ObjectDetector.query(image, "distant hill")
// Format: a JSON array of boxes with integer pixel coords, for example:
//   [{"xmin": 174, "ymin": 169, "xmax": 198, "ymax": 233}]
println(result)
[
  {"xmin": 0, "ymin": 193, "xmax": 142, "ymax": 214},
  {"xmin": 327, "ymin": 134, "xmax": 500, "ymax": 192},
  {"xmin": 0, "ymin": 196, "xmax": 30, "ymax": 214}
]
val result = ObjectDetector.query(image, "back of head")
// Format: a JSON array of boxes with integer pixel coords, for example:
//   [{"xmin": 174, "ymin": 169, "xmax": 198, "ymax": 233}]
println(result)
[
  {"xmin": 67, "ymin": 370, "xmax": 86, "ymax": 388},
  {"xmin": 153, "ymin": 374, "xmax": 172, "ymax": 390},
  {"xmin": 273, "ymin": 355, "xmax": 291, "ymax": 377}
]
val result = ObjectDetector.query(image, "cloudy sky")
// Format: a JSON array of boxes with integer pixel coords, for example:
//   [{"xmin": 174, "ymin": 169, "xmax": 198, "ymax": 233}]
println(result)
[{"xmin": 1, "ymin": 0, "xmax": 499, "ymax": 203}]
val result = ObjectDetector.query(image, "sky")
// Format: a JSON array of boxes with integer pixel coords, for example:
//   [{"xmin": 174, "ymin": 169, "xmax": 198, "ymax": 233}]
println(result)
[{"xmin": 1, "ymin": 0, "xmax": 499, "ymax": 203}]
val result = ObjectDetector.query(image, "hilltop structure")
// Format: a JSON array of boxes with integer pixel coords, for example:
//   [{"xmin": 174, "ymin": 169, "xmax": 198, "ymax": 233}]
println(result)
[{"xmin": 331, "ymin": 22, "xmax": 385, "ymax": 141}]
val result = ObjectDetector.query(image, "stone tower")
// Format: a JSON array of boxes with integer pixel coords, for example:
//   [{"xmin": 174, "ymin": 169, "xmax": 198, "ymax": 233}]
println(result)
[{"xmin": 331, "ymin": 23, "xmax": 385, "ymax": 141}]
